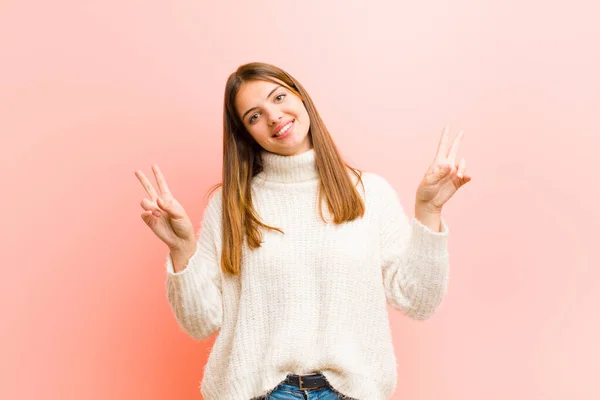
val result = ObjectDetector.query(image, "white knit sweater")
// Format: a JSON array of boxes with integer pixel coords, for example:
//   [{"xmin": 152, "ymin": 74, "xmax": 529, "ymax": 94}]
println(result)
[{"xmin": 165, "ymin": 148, "xmax": 450, "ymax": 400}]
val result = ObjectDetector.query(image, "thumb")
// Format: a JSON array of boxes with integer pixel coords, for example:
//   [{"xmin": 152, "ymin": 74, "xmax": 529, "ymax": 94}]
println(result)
[
  {"xmin": 431, "ymin": 164, "xmax": 450, "ymax": 183},
  {"xmin": 157, "ymin": 196, "xmax": 173, "ymax": 213},
  {"xmin": 157, "ymin": 196, "xmax": 186, "ymax": 220}
]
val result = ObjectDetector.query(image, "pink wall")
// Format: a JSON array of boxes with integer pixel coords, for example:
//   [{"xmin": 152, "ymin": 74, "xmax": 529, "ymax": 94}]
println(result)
[{"xmin": 2, "ymin": 0, "xmax": 598, "ymax": 399}]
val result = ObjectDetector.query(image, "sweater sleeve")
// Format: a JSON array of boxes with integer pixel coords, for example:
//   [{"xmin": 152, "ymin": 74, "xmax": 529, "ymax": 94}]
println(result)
[
  {"xmin": 376, "ymin": 175, "xmax": 450, "ymax": 320},
  {"xmin": 164, "ymin": 187, "xmax": 223, "ymax": 340}
]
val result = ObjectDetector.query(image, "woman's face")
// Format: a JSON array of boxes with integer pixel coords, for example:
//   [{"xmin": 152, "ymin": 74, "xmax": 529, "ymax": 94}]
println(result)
[{"xmin": 235, "ymin": 79, "xmax": 311, "ymax": 156}]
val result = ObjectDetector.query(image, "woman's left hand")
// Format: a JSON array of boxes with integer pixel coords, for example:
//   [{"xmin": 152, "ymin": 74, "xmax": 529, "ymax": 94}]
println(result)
[{"xmin": 415, "ymin": 126, "xmax": 472, "ymax": 212}]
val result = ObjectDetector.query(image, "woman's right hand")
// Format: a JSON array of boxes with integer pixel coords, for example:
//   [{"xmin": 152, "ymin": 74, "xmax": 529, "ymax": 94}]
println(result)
[{"xmin": 134, "ymin": 164, "xmax": 196, "ymax": 251}]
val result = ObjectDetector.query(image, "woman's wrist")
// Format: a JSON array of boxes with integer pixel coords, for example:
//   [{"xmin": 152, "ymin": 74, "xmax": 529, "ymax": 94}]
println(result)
[
  {"xmin": 414, "ymin": 202, "xmax": 442, "ymax": 232},
  {"xmin": 170, "ymin": 241, "xmax": 198, "ymax": 273}
]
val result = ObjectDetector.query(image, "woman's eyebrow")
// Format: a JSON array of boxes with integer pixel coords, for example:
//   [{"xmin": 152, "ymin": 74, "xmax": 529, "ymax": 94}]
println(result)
[{"xmin": 242, "ymin": 85, "xmax": 283, "ymax": 120}]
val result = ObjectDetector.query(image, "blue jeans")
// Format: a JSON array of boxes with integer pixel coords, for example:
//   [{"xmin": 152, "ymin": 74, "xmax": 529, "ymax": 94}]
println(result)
[{"xmin": 257, "ymin": 382, "xmax": 351, "ymax": 399}]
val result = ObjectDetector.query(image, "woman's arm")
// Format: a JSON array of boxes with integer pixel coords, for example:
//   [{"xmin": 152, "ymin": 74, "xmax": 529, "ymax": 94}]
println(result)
[
  {"xmin": 377, "ymin": 176, "xmax": 450, "ymax": 320},
  {"xmin": 165, "ymin": 188, "xmax": 224, "ymax": 340}
]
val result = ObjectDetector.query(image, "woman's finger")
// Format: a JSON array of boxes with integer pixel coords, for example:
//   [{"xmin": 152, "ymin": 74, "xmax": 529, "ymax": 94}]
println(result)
[
  {"xmin": 141, "ymin": 210, "xmax": 157, "ymax": 225},
  {"xmin": 434, "ymin": 125, "xmax": 450, "ymax": 162},
  {"xmin": 140, "ymin": 198, "xmax": 160, "ymax": 214},
  {"xmin": 429, "ymin": 163, "xmax": 451, "ymax": 185},
  {"xmin": 447, "ymin": 130, "xmax": 464, "ymax": 165},
  {"xmin": 456, "ymin": 158, "xmax": 466, "ymax": 178},
  {"xmin": 135, "ymin": 169, "xmax": 159, "ymax": 201},
  {"xmin": 152, "ymin": 164, "xmax": 172, "ymax": 196},
  {"xmin": 141, "ymin": 210, "xmax": 154, "ymax": 219},
  {"xmin": 462, "ymin": 166, "xmax": 471, "ymax": 181}
]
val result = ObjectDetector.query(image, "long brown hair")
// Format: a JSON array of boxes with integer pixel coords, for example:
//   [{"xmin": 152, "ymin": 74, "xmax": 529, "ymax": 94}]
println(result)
[{"xmin": 209, "ymin": 62, "xmax": 365, "ymax": 276}]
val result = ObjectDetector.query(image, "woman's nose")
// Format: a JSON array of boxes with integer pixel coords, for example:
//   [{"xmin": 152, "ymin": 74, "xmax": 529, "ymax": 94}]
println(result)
[{"xmin": 267, "ymin": 107, "xmax": 283, "ymax": 125}]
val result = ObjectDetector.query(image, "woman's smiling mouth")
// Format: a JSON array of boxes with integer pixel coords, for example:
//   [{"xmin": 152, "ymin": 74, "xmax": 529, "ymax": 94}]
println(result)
[{"xmin": 273, "ymin": 120, "xmax": 294, "ymax": 139}]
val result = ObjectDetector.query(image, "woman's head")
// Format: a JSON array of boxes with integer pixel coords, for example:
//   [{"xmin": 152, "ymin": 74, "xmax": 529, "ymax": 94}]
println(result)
[
  {"xmin": 224, "ymin": 62, "xmax": 313, "ymax": 156},
  {"xmin": 216, "ymin": 62, "xmax": 365, "ymax": 276},
  {"xmin": 234, "ymin": 78, "xmax": 311, "ymax": 156}
]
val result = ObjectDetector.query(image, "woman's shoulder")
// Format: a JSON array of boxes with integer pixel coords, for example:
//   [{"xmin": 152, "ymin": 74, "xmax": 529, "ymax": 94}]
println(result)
[
  {"xmin": 351, "ymin": 170, "xmax": 405, "ymax": 214},
  {"xmin": 352, "ymin": 170, "xmax": 395, "ymax": 195}
]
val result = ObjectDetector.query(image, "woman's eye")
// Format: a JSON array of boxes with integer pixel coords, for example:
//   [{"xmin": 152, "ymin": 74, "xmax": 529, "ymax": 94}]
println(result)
[{"xmin": 247, "ymin": 94, "xmax": 285, "ymax": 124}]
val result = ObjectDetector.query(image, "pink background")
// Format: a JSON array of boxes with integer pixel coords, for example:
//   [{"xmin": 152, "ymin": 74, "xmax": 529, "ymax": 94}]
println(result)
[{"xmin": 2, "ymin": 0, "xmax": 598, "ymax": 399}]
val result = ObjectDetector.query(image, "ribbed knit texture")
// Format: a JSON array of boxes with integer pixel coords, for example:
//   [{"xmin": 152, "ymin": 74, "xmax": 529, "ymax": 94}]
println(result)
[{"xmin": 165, "ymin": 148, "xmax": 450, "ymax": 400}]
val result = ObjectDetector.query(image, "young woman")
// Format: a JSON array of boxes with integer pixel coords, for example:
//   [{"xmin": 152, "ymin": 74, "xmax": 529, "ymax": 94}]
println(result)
[{"xmin": 134, "ymin": 62, "xmax": 471, "ymax": 400}]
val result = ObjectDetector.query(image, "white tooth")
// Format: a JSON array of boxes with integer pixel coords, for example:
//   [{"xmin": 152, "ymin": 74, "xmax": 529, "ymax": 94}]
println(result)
[{"xmin": 276, "ymin": 122, "xmax": 292, "ymax": 137}]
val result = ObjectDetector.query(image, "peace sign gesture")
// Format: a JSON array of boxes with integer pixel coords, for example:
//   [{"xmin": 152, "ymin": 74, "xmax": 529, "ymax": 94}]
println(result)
[
  {"xmin": 415, "ymin": 126, "xmax": 472, "ymax": 211},
  {"xmin": 134, "ymin": 164, "xmax": 196, "ymax": 251}
]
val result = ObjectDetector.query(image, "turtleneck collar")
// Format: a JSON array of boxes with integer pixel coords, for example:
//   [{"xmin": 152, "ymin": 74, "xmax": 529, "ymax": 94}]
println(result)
[{"xmin": 255, "ymin": 148, "xmax": 318, "ymax": 183}]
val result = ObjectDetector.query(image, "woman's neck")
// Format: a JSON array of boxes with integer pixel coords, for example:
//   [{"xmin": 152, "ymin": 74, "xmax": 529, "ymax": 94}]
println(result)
[{"xmin": 257, "ymin": 147, "xmax": 318, "ymax": 183}]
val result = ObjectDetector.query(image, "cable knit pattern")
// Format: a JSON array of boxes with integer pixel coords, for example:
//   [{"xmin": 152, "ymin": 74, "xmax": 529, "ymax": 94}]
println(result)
[{"xmin": 164, "ymin": 148, "xmax": 450, "ymax": 400}]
